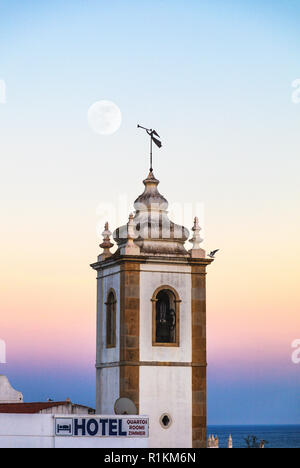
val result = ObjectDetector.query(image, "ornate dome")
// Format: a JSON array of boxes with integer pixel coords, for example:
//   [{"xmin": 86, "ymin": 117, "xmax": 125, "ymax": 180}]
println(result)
[{"xmin": 113, "ymin": 171, "xmax": 190, "ymax": 256}]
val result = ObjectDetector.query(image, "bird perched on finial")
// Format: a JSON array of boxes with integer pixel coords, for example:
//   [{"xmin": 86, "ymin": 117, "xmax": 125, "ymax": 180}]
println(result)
[{"xmin": 208, "ymin": 249, "xmax": 219, "ymax": 258}]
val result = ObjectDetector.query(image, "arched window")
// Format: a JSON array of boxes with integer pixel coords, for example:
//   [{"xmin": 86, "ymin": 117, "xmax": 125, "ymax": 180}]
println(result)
[
  {"xmin": 152, "ymin": 286, "xmax": 180, "ymax": 347},
  {"xmin": 106, "ymin": 290, "xmax": 116, "ymax": 348}
]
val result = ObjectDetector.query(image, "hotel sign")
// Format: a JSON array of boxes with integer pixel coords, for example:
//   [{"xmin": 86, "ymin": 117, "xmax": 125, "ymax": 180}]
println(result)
[{"xmin": 55, "ymin": 417, "xmax": 149, "ymax": 438}]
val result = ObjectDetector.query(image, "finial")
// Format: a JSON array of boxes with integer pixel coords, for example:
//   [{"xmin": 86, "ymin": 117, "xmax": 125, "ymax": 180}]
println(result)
[
  {"xmin": 208, "ymin": 435, "xmax": 219, "ymax": 449},
  {"xmin": 137, "ymin": 124, "xmax": 162, "ymax": 172},
  {"xmin": 99, "ymin": 222, "xmax": 114, "ymax": 260},
  {"xmin": 188, "ymin": 217, "xmax": 205, "ymax": 259},
  {"xmin": 120, "ymin": 214, "xmax": 140, "ymax": 256},
  {"xmin": 190, "ymin": 217, "xmax": 203, "ymax": 249},
  {"xmin": 127, "ymin": 214, "xmax": 135, "ymax": 243}
]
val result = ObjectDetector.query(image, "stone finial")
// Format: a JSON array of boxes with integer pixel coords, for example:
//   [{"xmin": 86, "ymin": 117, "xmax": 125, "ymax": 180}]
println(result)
[
  {"xmin": 208, "ymin": 435, "xmax": 219, "ymax": 449},
  {"xmin": 190, "ymin": 217, "xmax": 203, "ymax": 248},
  {"xmin": 120, "ymin": 214, "xmax": 140, "ymax": 256},
  {"xmin": 188, "ymin": 217, "xmax": 205, "ymax": 259},
  {"xmin": 99, "ymin": 222, "xmax": 114, "ymax": 261},
  {"xmin": 228, "ymin": 434, "xmax": 233, "ymax": 448}
]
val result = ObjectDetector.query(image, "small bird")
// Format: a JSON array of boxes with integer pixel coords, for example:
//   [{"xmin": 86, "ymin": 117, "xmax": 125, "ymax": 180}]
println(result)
[{"xmin": 208, "ymin": 249, "xmax": 219, "ymax": 258}]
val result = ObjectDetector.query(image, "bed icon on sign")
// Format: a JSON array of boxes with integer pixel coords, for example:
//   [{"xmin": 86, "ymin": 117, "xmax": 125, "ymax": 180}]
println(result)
[{"xmin": 55, "ymin": 419, "xmax": 73, "ymax": 436}]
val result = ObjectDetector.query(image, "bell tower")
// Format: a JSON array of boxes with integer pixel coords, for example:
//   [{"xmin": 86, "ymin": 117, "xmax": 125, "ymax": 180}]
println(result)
[{"xmin": 91, "ymin": 170, "xmax": 213, "ymax": 448}]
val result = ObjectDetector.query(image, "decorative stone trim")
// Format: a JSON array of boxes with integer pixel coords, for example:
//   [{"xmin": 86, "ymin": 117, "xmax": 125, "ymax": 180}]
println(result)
[
  {"xmin": 191, "ymin": 264, "xmax": 207, "ymax": 449},
  {"xmin": 151, "ymin": 285, "xmax": 181, "ymax": 347},
  {"xmin": 96, "ymin": 361, "xmax": 207, "ymax": 368}
]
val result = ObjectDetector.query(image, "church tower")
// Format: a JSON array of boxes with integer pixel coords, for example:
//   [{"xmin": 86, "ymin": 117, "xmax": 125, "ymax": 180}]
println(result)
[{"xmin": 91, "ymin": 170, "xmax": 213, "ymax": 448}]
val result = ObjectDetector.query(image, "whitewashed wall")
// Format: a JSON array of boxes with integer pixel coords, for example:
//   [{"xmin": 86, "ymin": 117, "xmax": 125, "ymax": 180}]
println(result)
[
  {"xmin": 97, "ymin": 265, "xmax": 121, "ymax": 365},
  {"xmin": 139, "ymin": 263, "xmax": 193, "ymax": 448},
  {"xmin": 96, "ymin": 265, "xmax": 121, "ymax": 414},
  {"xmin": 98, "ymin": 367, "xmax": 120, "ymax": 414},
  {"xmin": 0, "ymin": 414, "xmax": 54, "ymax": 448},
  {"xmin": 0, "ymin": 414, "xmax": 148, "ymax": 448},
  {"xmin": 93, "ymin": 262, "xmax": 194, "ymax": 448},
  {"xmin": 140, "ymin": 366, "xmax": 192, "ymax": 448},
  {"xmin": 140, "ymin": 264, "xmax": 192, "ymax": 362}
]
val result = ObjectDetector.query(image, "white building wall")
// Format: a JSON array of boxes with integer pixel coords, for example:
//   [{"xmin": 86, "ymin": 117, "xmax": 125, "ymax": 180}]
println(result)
[
  {"xmin": 54, "ymin": 436, "xmax": 148, "ymax": 449},
  {"xmin": 140, "ymin": 264, "xmax": 192, "ymax": 362},
  {"xmin": 139, "ymin": 263, "xmax": 193, "ymax": 448},
  {"xmin": 0, "ymin": 414, "xmax": 148, "ymax": 448},
  {"xmin": 140, "ymin": 366, "xmax": 192, "ymax": 448},
  {"xmin": 96, "ymin": 265, "xmax": 121, "ymax": 414},
  {"xmin": 0, "ymin": 414, "xmax": 54, "ymax": 448},
  {"xmin": 97, "ymin": 265, "xmax": 121, "ymax": 365},
  {"xmin": 98, "ymin": 367, "xmax": 120, "ymax": 414}
]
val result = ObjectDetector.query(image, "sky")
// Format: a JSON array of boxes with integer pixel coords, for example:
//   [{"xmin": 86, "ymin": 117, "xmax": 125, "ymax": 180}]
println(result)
[{"xmin": 0, "ymin": 0, "xmax": 300, "ymax": 424}]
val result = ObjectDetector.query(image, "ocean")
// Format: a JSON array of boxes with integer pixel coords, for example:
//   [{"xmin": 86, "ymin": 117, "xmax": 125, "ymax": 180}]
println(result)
[{"xmin": 207, "ymin": 425, "xmax": 300, "ymax": 448}]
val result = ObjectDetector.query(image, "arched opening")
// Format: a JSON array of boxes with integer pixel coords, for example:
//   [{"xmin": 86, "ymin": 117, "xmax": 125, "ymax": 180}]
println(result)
[
  {"xmin": 152, "ymin": 286, "xmax": 180, "ymax": 347},
  {"xmin": 106, "ymin": 290, "xmax": 116, "ymax": 348}
]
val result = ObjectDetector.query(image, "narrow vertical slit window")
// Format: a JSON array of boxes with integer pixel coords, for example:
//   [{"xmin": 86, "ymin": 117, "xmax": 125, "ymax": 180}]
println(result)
[{"xmin": 106, "ymin": 290, "xmax": 116, "ymax": 348}]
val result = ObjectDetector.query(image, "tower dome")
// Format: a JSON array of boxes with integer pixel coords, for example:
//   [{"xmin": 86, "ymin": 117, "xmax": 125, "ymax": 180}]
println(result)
[{"xmin": 113, "ymin": 171, "xmax": 190, "ymax": 256}]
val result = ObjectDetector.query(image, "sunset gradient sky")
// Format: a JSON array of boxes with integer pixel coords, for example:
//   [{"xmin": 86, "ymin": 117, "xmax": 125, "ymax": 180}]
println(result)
[{"xmin": 0, "ymin": 0, "xmax": 300, "ymax": 424}]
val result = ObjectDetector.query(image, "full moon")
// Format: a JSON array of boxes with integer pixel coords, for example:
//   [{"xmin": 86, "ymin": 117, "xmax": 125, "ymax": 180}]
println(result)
[{"xmin": 88, "ymin": 100, "xmax": 122, "ymax": 135}]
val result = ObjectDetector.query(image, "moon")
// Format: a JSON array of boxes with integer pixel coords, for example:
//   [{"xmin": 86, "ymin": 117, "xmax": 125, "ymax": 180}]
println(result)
[{"xmin": 88, "ymin": 100, "xmax": 122, "ymax": 135}]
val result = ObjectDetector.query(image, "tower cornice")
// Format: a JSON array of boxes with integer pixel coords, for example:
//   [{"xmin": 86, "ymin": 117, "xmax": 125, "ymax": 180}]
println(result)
[{"xmin": 90, "ymin": 254, "xmax": 213, "ymax": 272}]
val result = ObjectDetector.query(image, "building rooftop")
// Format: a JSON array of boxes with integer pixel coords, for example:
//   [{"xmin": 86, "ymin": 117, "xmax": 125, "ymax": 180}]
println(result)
[{"xmin": 0, "ymin": 401, "xmax": 95, "ymax": 414}]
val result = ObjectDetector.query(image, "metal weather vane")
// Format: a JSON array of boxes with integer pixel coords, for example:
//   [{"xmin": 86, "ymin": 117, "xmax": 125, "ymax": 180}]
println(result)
[{"xmin": 137, "ymin": 124, "xmax": 162, "ymax": 172}]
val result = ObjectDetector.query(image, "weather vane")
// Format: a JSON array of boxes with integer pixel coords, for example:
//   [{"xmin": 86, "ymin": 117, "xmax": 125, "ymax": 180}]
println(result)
[{"xmin": 137, "ymin": 124, "xmax": 162, "ymax": 172}]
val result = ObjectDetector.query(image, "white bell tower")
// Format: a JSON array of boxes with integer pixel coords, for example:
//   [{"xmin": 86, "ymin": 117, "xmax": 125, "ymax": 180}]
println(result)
[{"xmin": 91, "ymin": 170, "xmax": 213, "ymax": 448}]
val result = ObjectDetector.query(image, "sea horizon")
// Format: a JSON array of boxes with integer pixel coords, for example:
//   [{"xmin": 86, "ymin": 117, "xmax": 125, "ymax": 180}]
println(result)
[{"xmin": 207, "ymin": 424, "xmax": 300, "ymax": 448}]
